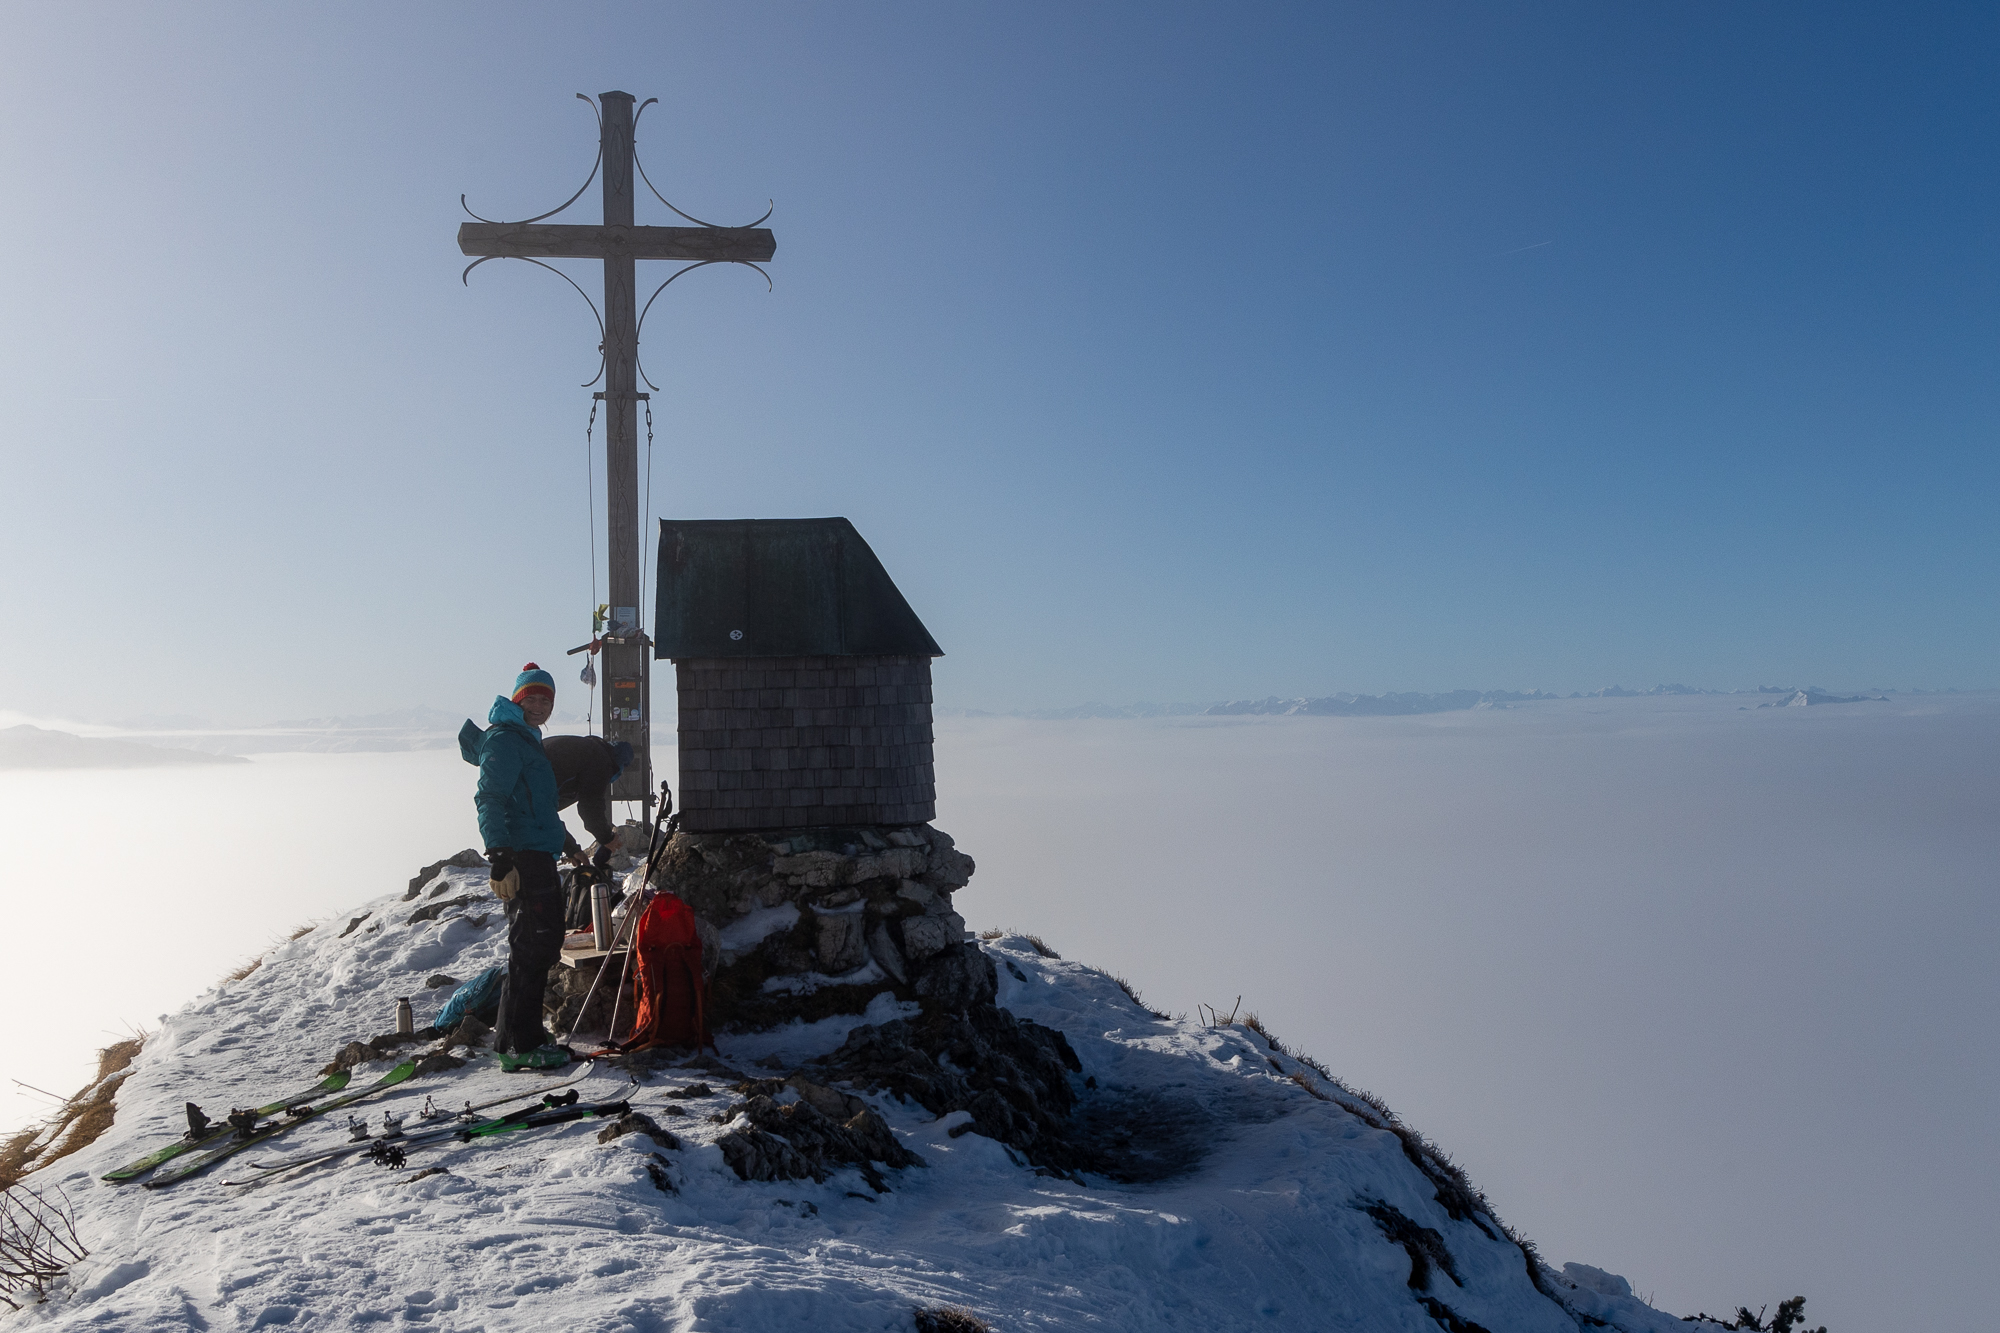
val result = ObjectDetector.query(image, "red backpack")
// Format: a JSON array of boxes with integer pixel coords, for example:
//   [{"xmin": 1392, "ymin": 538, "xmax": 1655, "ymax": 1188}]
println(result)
[{"xmin": 604, "ymin": 892, "xmax": 712, "ymax": 1054}]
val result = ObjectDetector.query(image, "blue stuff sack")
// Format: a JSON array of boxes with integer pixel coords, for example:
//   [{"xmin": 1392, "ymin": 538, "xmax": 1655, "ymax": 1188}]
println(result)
[{"xmin": 435, "ymin": 965, "xmax": 505, "ymax": 1028}]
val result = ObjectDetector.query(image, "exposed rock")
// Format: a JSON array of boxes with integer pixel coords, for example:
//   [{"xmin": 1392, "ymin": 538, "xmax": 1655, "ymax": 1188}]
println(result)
[
  {"xmin": 916, "ymin": 830, "xmax": 975, "ymax": 892},
  {"xmin": 423, "ymin": 974, "xmax": 458, "ymax": 990},
  {"xmin": 404, "ymin": 849, "xmax": 486, "ymax": 901},
  {"xmin": 323, "ymin": 1025, "xmax": 464, "ymax": 1075},
  {"xmin": 543, "ymin": 956, "xmax": 626, "ymax": 1037},
  {"xmin": 867, "ymin": 923, "xmax": 907, "ymax": 982},
  {"xmin": 812, "ymin": 982, "xmax": 1089, "ymax": 1175},
  {"xmin": 816, "ymin": 912, "xmax": 868, "ymax": 972},
  {"xmin": 713, "ymin": 1094, "xmax": 923, "ymax": 1191},
  {"xmin": 1362, "ymin": 1199, "xmax": 1463, "ymax": 1291},
  {"xmin": 337, "ymin": 913, "xmax": 371, "ymax": 939},
  {"xmin": 785, "ymin": 1075, "xmax": 867, "ymax": 1121},
  {"xmin": 407, "ymin": 894, "xmax": 482, "ymax": 926},
  {"xmin": 898, "ymin": 914, "xmax": 954, "ymax": 964},
  {"xmin": 715, "ymin": 1124, "xmax": 820, "ymax": 1183},
  {"xmin": 597, "ymin": 1111, "xmax": 680, "ymax": 1150},
  {"xmin": 324, "ymin": 1041, "xmax": 377, "ymax": 1074},
  {"xmin": 911, "ymin": 943, "xmax": 996, "ymax": 1010}
]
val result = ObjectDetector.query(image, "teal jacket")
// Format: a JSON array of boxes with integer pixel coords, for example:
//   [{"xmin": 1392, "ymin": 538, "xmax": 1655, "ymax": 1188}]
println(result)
[{"xmin": 459, "ymin": 698, "xmax": 566, "ymax": 855}]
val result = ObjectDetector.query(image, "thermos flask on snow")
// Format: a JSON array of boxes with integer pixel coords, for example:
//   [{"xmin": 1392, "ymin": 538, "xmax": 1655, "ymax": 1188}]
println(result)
[
  {"xmin": 395, "ymin": 996, "xmax": 413, "ymax": 1035},
  {"xmin": 591, "ymin": 882, "xmax": 614, "ymax": 951}
]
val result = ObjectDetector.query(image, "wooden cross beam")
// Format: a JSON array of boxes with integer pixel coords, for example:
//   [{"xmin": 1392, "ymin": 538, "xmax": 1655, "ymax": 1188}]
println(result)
[
  {"xmin": 457, "ymin": 222, "xmax": 775, "ymax": 263},
  {"xmin": 457, "ymin": 90, "xmax": 775, "ymax": 815}
]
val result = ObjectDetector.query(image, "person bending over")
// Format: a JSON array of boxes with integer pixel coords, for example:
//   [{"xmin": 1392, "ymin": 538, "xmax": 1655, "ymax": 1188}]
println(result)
[
  {"xmin": 542, "ymin": 733, "xmax": 635, "ymax": 866},
  {"xmin": 469, "ymin": 663, "xmax": 572, "ymax": 1072}
]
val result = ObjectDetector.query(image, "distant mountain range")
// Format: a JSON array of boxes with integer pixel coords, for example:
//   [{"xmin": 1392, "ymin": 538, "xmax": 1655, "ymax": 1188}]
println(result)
[
  {"xmin": 942, "ymin": 683, "xmax": 1936, "ymax": 721},
  {"xmin": 1753, "ymin": 689, "xmax": 1889, "ymax": 708},
  {"xmin": 13, "ymin": 681, "xmax": 1940, "ymax": 767},
  {"xmin": 0, "ymin": 724, "xmax": 249, "ymax": 770}
]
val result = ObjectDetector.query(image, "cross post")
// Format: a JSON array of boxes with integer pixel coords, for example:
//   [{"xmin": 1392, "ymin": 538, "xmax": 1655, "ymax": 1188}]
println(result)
[{"xmin": 458, "ymin": 90, "xmax": 775, "ymax": 823}]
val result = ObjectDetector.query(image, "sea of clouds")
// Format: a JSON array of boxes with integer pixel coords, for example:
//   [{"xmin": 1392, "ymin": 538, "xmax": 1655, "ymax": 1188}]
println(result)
[{"xmin": 0, "ymin": 692, "xmax": 1992, "ymax": 1330}]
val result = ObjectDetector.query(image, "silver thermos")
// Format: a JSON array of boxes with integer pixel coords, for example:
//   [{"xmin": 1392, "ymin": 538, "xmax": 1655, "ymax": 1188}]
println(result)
[
  {"xmin": 591, "ymin": 881, "xmax": 614, "ymax": 951},
  {"xmin": 395, "ymin": 996, "xmax": 413, "ymax": 1035}
]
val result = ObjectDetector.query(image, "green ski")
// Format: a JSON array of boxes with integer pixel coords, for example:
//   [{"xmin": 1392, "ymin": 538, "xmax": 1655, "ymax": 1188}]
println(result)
[
  {"xmin": 225, "ymin": 1091, "xmax": 625, "ymax": 1186},
  {"xmin": 246, "ymin": 1061, "xmax": 597, "ymax": 1174},
  {"xmin": 101, "ymin": 1068, "xmax": 355, "ymax": 1183},
  {"xmin": 145, "ymin": 1059, "xmax": 421, "ymax": 1189}
]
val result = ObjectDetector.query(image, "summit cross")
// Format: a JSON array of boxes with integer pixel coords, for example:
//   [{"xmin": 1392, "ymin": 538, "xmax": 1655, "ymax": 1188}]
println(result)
[{"xmin": 458, "ymin": 90, "xmax": 775, "ymax": 817}]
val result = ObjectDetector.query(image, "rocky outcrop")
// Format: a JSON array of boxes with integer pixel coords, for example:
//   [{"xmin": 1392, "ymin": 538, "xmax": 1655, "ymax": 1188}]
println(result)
[
  {"xmin": 402, "ymin": 849, "xmax": 486, "ymax": 901},
  {"xmin": 713, "ymin": 1086, "xmax": 925, "ymax": 1192},
  {"xmin": 809, "ymin": 970, "xmax": 1096, "ymax": 1177}
]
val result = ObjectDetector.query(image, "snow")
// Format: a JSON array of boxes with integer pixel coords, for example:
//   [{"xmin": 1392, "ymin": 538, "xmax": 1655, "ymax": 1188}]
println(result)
[
  {"xmin": 10, "ymin": 875, "xmax": 1696, "ymax": 1332},
  {"xmin": 716, "ymin": 904, "xmax": 798, "ymax": 955}
]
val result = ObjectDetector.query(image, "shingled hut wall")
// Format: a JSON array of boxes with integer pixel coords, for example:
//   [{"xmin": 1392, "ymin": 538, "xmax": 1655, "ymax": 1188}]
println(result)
[{"xmin": 674, "ymin": 653, "xmax": 936, "ymax": 832}]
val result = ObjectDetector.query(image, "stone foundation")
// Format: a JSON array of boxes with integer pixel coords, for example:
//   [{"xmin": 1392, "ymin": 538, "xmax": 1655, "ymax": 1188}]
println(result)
[{"xmin": 647, "ymin": 822, "xmax": 975, "ymax": 1031}]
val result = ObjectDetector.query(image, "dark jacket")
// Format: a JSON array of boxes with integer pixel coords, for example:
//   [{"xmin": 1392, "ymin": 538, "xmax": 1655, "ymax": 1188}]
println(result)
[
  {"xmin": 459, "ymin": 699, "xmax": 566, "ymax": 856},
  {"xmin": 542, "ymin": 733, "xmax": 622, "ymax": 856}
]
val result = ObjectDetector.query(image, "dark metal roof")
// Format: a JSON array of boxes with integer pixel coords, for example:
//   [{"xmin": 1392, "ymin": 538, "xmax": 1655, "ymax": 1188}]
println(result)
[{"xmin": 653, "ymin": 518, "xmax": 943, "ymax": 659}]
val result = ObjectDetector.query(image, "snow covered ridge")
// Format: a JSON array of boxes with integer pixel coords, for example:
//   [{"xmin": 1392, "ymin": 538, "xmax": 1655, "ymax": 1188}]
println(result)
[{"xmin": 15, "ymin": 876, "xmax": 1703, "ymax": 1332}]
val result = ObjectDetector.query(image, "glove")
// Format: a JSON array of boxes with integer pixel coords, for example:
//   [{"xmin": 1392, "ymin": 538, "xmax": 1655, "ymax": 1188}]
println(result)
[
  {"xmin": 590, "ymin": 843, "xmax": 613, "ymax": 871},
  {"xmin": 486, "ymin": 848, "xmax": 520, "ymax": 902}
]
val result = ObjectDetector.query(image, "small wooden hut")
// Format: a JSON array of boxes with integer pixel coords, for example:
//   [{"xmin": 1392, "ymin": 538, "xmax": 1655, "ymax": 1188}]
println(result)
[{"xmin": 652, "ymin": 517, "xmax": 943, "ymax": 833}]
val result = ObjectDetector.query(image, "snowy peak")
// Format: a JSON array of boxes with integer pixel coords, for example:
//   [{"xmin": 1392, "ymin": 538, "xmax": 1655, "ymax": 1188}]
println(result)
[{"xmin": 16, "ymin": 869, "xmax": 1695, "ymax": 1331}]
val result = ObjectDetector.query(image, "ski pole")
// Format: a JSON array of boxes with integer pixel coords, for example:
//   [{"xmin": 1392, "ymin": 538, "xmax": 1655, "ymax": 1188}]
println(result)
[
  {"xmin": 600, "ymin": 784, "xmax": 679, "ymax": 1047},
  {"xmin": 561, "ymin": 784, "xmax": 673, "ymax": 1047}
]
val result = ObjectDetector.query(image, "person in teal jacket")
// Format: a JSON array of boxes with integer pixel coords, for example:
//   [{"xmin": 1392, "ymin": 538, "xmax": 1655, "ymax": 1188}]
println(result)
[{"xmin": 458, "ymin": 663, "xmax": 573, "ymax": 1071}]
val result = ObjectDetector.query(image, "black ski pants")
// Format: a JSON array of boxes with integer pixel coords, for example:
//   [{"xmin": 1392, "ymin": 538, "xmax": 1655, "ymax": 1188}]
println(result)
[{"xmin": 493, "ymin": 849, "xmax": 564, "ymax": 1054}]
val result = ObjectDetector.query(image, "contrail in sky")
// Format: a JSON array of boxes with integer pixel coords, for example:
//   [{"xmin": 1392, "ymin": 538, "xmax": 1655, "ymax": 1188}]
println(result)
[{"xmin": 1498, "ymin": 240, "xmax": 1555, "ymax": 256}]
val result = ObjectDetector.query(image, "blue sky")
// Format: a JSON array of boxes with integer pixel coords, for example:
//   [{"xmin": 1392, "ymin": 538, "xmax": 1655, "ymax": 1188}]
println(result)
[{"xmin": 1, "ymin": 3, "xmax": 1994, "ymax": 719}]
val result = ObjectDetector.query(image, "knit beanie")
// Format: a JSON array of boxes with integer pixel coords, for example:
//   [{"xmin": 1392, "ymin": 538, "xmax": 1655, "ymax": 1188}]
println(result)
[{"xmin": 511, "ymin": 662, "xmax": 556, "ymax": 704}]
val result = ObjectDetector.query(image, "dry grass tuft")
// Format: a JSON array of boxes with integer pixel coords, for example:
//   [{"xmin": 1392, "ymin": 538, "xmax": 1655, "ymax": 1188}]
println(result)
[
  {"xmin": 975, "ymin": 928, "xmax": 1061, "ymax": 959},
  {"xmin": 222, "ymin": 921, "xmax": 318, "ymax": 984},
  {"xmin": 0, "ymin": 1133, "xmax": 37, "ymax": 1197},
  {"xmin": 0, "ymin": 1038, "xmax": 144, "ymax": 1191},
  {"xmin": 1111, "ymin": 975, "xmax": 1169, "ymax": 1020}
]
